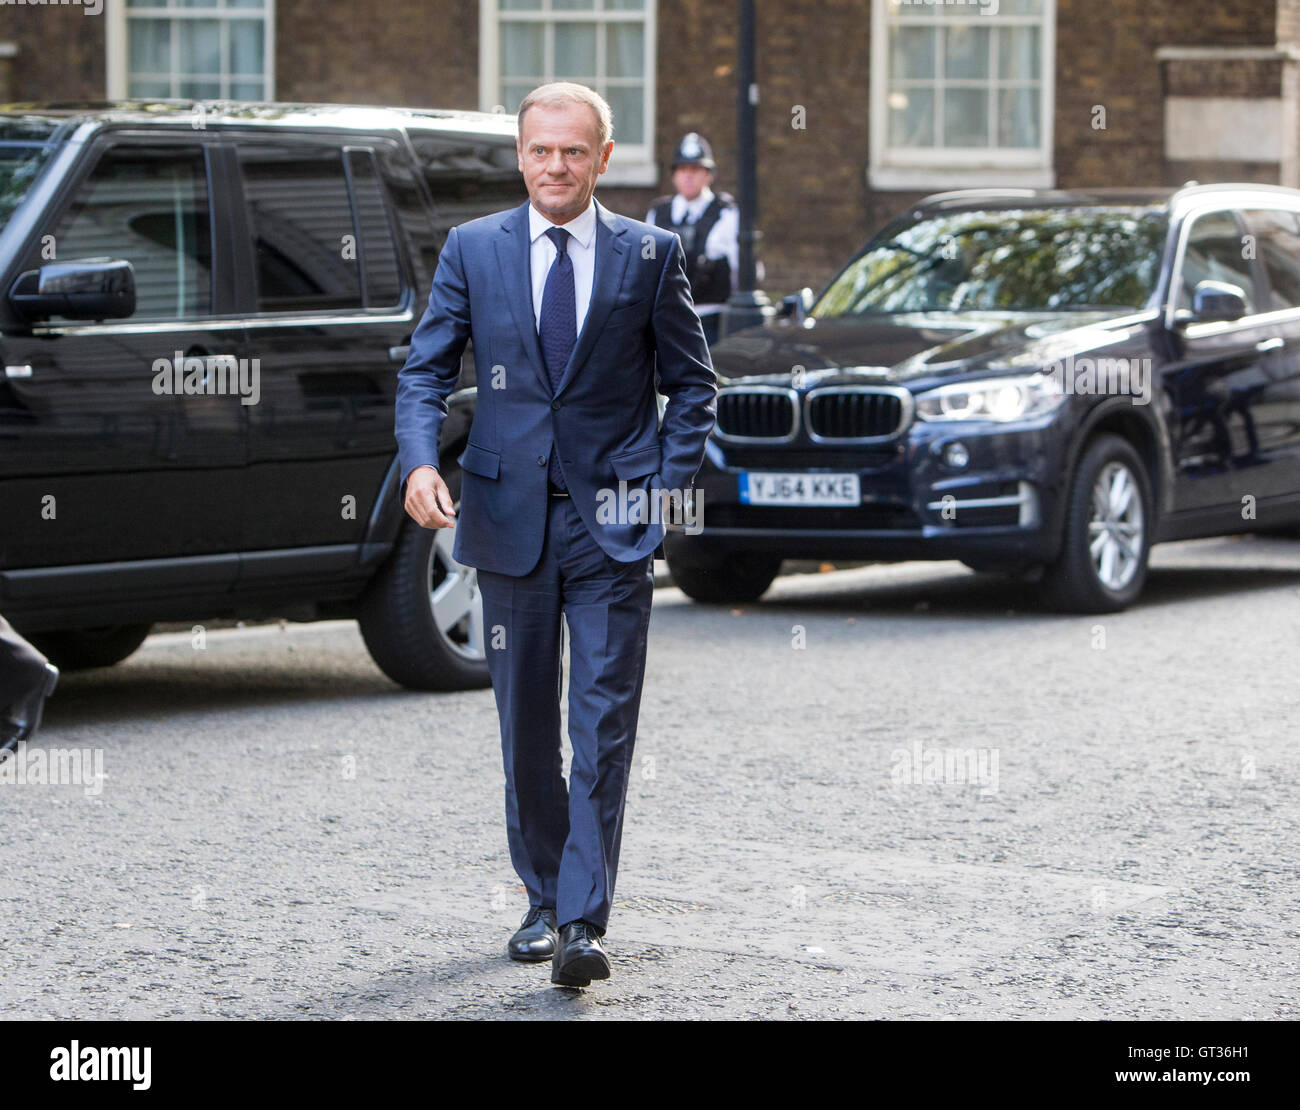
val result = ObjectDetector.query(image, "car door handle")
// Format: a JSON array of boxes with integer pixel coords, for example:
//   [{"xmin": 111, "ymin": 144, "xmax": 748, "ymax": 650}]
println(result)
[
  {"xmin": 4, "ymin": 364, "xmax": 33, "ymax": 380},
  {"xmin": 1256, "ymin": 337, "xmax": 1284, "ymax": 354},
  {"xmin": 388, "ymin": 345, "xmax": 410, "ymax": 363}
]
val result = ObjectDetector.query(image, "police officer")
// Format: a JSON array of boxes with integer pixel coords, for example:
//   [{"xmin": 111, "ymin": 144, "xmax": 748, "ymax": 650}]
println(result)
[{"xmin": 646, "ymin": 133, "xmax": 739, "ymax": 345}]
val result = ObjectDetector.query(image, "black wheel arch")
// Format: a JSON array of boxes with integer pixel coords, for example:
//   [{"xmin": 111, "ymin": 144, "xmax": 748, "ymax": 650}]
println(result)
[{"xmin": 1061, "ymin": 396, "xmax": 1170, "ymax": 535}]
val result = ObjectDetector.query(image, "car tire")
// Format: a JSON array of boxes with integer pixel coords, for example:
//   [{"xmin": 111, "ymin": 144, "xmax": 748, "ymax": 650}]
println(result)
[
  {"xmin": 357, "ymin": 462, "xmax": 491, "ymax": 691},
  {"xmin": 27, "ymin": 623, "xmax": 152, "ymax": 671},
  {"xmin": 1039, "ymin": 434, "xmax": 1153, "ymax": 613},
  {"xmin": 663, "ymin": 534, "xmax": 781, "ymax": 603}
]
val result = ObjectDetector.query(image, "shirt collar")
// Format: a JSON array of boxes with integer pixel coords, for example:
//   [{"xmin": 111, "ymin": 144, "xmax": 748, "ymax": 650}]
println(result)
[
  {"xmin": 529, "ymin": 196, "xmax": 598, "ymax": 248},
  {"xmin": 674, "ymin": 186, "xmax": 714, "ymax": 222}
]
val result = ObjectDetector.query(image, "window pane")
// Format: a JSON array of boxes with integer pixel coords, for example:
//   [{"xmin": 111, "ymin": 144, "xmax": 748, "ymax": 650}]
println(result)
[
  {"xmin": 229, "ymin": 80, "xmax": 264, "ymax": 100},
  {"xmin": 1244, "ymin": 209, "xmax": 1300, "ymax": 310},
  {"xmin": 943, "ymin": 25, "xmax": 990, "ymax": 80},
  {"xmin": 346, "ymin": 150, "xmax": 403, "ymax": 308},
  {"xmin": 607, "ymin": 23, "xmax": 643, "ymax": 79},
  {"xmin": 501, "ymin": 22, "xmax": 544, "ymax": 79},
  {"xmin": 890, "ymin": 26, "xmax": 935, "ymax": 81},
  {"xmin": 129, "ymin": 79, "xmax": 172, "ymax": 98},
  {"xmin": 178, "ymin": 19, "xmax": 221, "ymax": 74},
  {"xmin": 49, "ymin": 146, "xmax": 212, "ymax": 320},
  {"xmin": 238, "ymin": 143, "xmax": 362, "ymax": 312},
  {"xmin": 129, "ymin": 18, "xmax": 171, "ymax": 75},
  {"xmin": 943, "ymin": 87, "xmax": 988, "ymax": 147},
  {"xmin": 606, "ymin": 0, "xmax": 645, "ymax": 8},
  {"xmin": 230, "ymin": 20, "xmax": 263, "ymax": 76},
  {"xmin": 500, "ymin": 0, "xmax": 542, "ymax": 9},
  {"xmin": 1179, "ymin": 211, "xmax": 1256, "ymax": 313},
  {"xmin": 605, "ymin": 85, "xmax": 644, "ymax": 144},
  {"xmin": 998, "ymin": 0, "xmax": 1044, "ymax": 13},
  {"xmin": 998, "ymin": 26, "xmax": 1040, "ymax": 80},
  {"xmin": 552, "ymin": 0, "xmax": 596, "ymax": 9},
  {"xmin": 500, "ymin": 81, "xmax": 534, "ymax": 114},
  {"xmin": 888, "ymin": 87, "xmax": 934, "ymax": 147},
  {"xmin": 178, "ymin": 79, "xmax": 222, "ymax": 98},
  {"xmin": 998, "ymin": 87, "xmax": 1040, "ymax": 147},
  {"xmin": 554, "ymin": 22, "xmax": 597, "ymax": 78}
]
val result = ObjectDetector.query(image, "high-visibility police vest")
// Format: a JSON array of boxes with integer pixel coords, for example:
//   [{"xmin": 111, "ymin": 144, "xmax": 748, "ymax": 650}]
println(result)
[{"xmin": 651, "ymin": 192, "xmax": 735, "ymax": 305}]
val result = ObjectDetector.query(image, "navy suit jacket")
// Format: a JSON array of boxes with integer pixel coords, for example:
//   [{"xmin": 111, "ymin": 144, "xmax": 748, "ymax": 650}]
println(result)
[{"xmin": 394, "ymin": 198, "xmax": 717, "ymax": 576}]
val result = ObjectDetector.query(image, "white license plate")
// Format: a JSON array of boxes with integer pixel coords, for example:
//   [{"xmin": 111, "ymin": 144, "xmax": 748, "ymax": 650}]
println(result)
[{"xmin": 738, "ymin": 472, "xmax": 860, "ymax": 506}]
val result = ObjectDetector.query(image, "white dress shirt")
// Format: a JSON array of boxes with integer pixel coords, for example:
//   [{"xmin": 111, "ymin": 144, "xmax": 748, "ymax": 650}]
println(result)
[
  {"xmin": 645, "ymin": 185, "xmax": 740, "ymax": 313},
  {"xmin": 529, "ymin": 197, "xmax": 598, "ymax": 336}
]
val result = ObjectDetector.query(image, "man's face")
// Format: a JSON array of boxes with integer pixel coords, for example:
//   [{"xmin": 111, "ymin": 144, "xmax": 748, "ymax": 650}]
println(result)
[
  {"xmin": 517, "ymin": 101, "xmax": 613, "ymax": 224},
  {"xmin": 672, "ymin": 163, "xmax": 711, "ymax": 202}
]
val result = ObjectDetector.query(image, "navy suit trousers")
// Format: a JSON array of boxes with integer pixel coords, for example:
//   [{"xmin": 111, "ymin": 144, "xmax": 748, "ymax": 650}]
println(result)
[{"xmin": 476, "ymin": 495, "xmax": 654, "ymax": 933}]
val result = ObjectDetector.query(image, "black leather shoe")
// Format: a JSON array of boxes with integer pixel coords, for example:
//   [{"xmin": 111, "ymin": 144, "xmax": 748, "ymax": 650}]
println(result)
[
  {"xmin": 551, "ymin": 920, "xmax": 610, "ymax": 987},
  {"xmin": 508, "ymin": 906, "xmax": 558, "ymax": 962},
  {"xmin": 1, "ymin": 663, "xmax": 59, "ymax": 757}
]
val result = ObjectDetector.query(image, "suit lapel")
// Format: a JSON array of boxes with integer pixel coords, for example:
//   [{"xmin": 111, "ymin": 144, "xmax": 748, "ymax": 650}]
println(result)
[
  {"xmin": 493, "ymin": 201, "xmax": 547, "ymax": 386},
  {"xmin": 556, "ymin": 199, "xmax": 631, "ymax": 396}
]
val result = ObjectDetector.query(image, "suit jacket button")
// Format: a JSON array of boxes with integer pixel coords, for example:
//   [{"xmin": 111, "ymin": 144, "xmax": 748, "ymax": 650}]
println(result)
[
  {"xmin": 551, "ymin": 400, "xmax": 561, "ymax": 411},
  {"xmin": 537, "ymin": 455, "xmax": 546, "ymax": 466}
]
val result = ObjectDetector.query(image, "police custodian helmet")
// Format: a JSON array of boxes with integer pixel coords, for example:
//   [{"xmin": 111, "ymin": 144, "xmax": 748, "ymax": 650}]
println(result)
[{"xmin": 671, "ymin": 132, "xmax": 715, "ymax": 171}]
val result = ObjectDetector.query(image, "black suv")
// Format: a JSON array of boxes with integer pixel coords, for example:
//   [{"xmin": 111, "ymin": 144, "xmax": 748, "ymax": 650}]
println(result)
[
  {"xmin": 665, "ymin": 185, "xmax": 1300, "ymax": 612},
  {"xmin": 0, "ymin": 101, "xmax": 526, "ymax": 689}
]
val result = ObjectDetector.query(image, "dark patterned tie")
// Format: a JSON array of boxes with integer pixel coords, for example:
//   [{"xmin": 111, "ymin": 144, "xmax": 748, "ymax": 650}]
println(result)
[{"xmin": 538, "ymin": 225, "xmax": 575, "ymax": 491}]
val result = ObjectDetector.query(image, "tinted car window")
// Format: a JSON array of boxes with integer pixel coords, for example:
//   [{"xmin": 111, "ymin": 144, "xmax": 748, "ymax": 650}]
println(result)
[
  {"xmin": 0, "ymin": 115, "xmax": 67, "ymax": 234},
  {"xmin": 238, "ymin": 140, "xmax": 362, "ymax": 312},
  {"xmin": 408, "ymin": 133, "xmax": 526, "ymax": 238},
  {"xmin": 345, "ymin": 147, "xmax": 403, "ymax": 307},
  {"xmin": 41, "ymin": 143, "xmax": 213, "ymax": 320},
  {"xmin": 1177, "ymin": 209, "xmax": 1257, "ymax": 315},
  {"xmin": 1243, "ymin": 208, "xmax": 1300, "ymax": 311}
]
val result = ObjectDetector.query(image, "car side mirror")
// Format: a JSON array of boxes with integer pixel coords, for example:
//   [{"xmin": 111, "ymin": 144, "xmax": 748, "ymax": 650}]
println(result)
[
  {"xmin": 778, "ymin": 286, "xmax": 815, "ymax": 321},
  {"xmin": 1190, "ymin": 279, "xmax": 1247, "ymax": 323},
  {"xmin": 8, "ymin": 258, "xmax": 136, "ymax": 322}
]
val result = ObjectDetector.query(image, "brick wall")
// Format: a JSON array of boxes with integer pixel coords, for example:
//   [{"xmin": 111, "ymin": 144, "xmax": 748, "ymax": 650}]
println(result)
[
  {"xmin": 274, "ymin": 0, "xmax": 479, "ymax": 109},
  {"xmin": 0, "ymin": 4, "xmax": 104, "ymax": 101}
]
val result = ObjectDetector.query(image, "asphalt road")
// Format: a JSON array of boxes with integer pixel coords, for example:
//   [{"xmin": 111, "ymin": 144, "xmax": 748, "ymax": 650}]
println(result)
[{"xmin": 2, "ymin": 535, "xmax": 1298, "ymax": 1020}]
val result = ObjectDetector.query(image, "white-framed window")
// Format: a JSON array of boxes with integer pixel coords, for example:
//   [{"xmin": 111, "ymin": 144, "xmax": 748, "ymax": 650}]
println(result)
[
  {"xmin": 106, "ymin": 0, "xmax": 275, "ymax": 101},
  {"xmin": 870, "ymin": 0, "xmax": 1055, "ymax": 190},
  {"xmin": 479, "ymin": 0, "xmax": 657, "ymax": 186}
]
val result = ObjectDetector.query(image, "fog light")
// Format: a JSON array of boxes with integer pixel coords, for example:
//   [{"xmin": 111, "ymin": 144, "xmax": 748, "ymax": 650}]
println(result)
[{"xmin": 942, "ymin": 441, "xmax": 970, "ymax": 469}]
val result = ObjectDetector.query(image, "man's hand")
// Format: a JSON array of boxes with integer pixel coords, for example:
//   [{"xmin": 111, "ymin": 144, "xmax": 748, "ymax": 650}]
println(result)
[{"xmin": 404, "ymin": 465, "xmax": 457, "ymax": 529}]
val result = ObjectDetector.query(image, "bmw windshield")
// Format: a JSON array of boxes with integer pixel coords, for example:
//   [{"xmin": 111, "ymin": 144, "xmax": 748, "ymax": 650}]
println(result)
[
  {"xmin": 0, "ymin": 116, "xmax": 68, "ymax": 235},
  {"xmin": 812, "ymin": 205, "xmax": 1169, "ymax": 316}
]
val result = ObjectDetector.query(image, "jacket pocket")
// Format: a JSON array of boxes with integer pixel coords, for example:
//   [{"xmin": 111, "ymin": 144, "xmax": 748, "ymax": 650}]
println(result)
[
  {"xmin": 458, "ymin": 442, "xmax": 500, "ymax": 479},
  {"xmin": 609, "ymin": 443, "xmax": 661, "ymax": 480},
  {"xmin": 606, "ymin": 298, "xmax": 650, "ymax": 326}
]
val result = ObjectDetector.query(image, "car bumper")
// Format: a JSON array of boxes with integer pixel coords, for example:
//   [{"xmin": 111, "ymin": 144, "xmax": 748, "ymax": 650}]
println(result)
[{"xmin": 675, "ymin": 415, "xmax": 1068, "ymax": 565}]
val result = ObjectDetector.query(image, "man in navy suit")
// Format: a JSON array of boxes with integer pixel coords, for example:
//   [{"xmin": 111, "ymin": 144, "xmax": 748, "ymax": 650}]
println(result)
[{"xmin": 394, "ymin": 81, "xmax": 716, "ymax": 986}]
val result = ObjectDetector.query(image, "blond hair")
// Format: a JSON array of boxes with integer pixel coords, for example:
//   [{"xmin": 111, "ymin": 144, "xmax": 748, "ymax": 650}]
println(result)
[{"xmin": 517, "ymin": 82, "xmax": 613, "ymax": 149}]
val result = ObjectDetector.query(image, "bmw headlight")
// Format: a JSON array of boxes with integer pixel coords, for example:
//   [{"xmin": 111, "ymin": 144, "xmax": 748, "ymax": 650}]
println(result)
[{"xmin": 915, "ymin": 373, "xmax": 1065, "ymax": 423}]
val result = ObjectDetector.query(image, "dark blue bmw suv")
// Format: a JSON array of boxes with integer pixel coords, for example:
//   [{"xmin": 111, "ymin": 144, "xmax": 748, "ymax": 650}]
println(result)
[{"xmin": 664, "ymin": 185, "xmax": 1300, "ymax": 612}]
